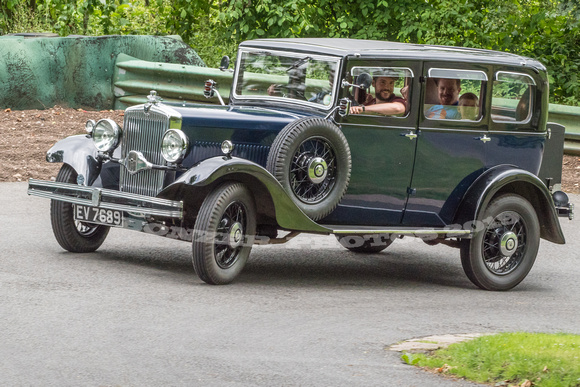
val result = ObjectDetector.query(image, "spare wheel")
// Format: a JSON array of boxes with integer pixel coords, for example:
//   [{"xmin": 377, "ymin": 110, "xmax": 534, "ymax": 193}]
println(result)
[{"xmin": 266, "ymin": 117, "xmax": 351, "ymax": 221}]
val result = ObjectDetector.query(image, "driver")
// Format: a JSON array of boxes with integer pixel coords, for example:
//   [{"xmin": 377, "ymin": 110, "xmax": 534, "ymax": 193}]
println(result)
[{"xmin": 349, "ymin": 76, "xmax": 407, "ymax": 115}]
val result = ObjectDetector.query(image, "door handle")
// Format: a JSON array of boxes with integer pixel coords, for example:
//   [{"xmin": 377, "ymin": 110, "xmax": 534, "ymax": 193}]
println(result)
[
  {"xmin": 475, "ymin": 134, "xmax": 491, "ymax": 143},
  {"xmin": 401, "ymin": 131, "xmax": 417, "ymax": 140}
]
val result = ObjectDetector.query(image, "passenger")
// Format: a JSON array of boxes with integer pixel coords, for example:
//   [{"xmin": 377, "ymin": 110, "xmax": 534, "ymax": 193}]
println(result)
[
  {"xmin": 349, "ymin": 76, "xmax": 407, "ymax": 115},
  {"xmin": 425, "ymin": 78, "xmax": 462, "ymax": 119},
  {"xmin": 458, "ymin": 92, "xmax": 479, "ymax": 120}
]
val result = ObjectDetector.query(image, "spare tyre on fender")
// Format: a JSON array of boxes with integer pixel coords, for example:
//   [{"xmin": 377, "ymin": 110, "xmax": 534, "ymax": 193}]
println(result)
[{"xmin": 266, "ymin": 117, "xmax": 351, "ymax": 221}]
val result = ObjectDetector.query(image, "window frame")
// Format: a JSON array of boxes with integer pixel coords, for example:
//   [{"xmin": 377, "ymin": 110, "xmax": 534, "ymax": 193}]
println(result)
[
  {"xmin": 347, "ymin": 65, "xmax": 415, "ymax": 119},
  {"xmin": 491, "ymin": 71, "xmax": 536, "ymax": 125},
  {"xmin": 423, "ymin": 67, "xmax": 489, "ymax": 123}
]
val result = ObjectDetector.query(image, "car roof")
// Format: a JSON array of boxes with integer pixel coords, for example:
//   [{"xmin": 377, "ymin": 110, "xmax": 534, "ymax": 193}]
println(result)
[{"xmin": 239, "ymin": 38, "xmax": 545, "ymax": 72}]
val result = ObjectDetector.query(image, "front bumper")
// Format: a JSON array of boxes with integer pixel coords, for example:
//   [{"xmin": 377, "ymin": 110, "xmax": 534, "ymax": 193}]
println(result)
[{"xmin": 27, "ymin": 179, "xmax": 183, "ymax": 219}]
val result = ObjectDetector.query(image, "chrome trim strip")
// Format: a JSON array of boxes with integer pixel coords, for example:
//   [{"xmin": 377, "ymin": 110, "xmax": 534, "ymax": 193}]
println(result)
[
  {"xmin": 28, "ymin": 179, "xmax": 183, "ymax": 218},
  {"xmin": 418, "ymin": 127, "xmax": 546, "ymax": 136},
  {"xmin": 427, "ymin": 67, "xmax": 488, "ymax": 81},
  {"xmin": 351, "ymin": 66, "xmax": 415, "ymax": 78},
  {"xmin": 341, "ymin": 123, "xmax": 413, "ymax": 130},
  {"xmin": 495, "ymin": 71, "xmax": 536, "ymax": 85},
  {"xmin": 331, "ymin": 228, "xmax": 470, "ymax": 235},
  {"xmin": 486, "ymin": 130, "xmax": 546, "ymax": 136}
]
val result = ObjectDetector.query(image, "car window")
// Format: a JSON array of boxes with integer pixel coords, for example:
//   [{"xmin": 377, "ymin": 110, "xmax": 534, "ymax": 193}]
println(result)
[
  {"xmin": 491, "ymin": 71, "xmax": 536, "ymax": 123},
  {"xmin": 349, "ymin": 67, "xmax": 413, "ymax": 117},
  {"xmin": 424, "ymin": 68, "xmax": 487, "ymax": 121},
  {"xmin": 234, "ymin": 49, "xmax": 340, "ymax": 108}
]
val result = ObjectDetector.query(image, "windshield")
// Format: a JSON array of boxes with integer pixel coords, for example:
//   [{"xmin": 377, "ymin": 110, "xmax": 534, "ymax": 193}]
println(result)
[{"xmin": 234, "ymin": 49, "xmax": 340, "ymax": 108}]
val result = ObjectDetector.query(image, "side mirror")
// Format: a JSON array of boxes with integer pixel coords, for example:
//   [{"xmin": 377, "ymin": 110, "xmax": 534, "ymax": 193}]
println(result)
[
  {"xmin": 357, "ymin": 72, "xmax": 372, "ymax": 90},
  {"xmin": 341, "ymin": 72, "xmax": 372, "ymax": 90},
  {"xmin": 219, "ymin": 56, "xmax": 230, "ymax": 71}
]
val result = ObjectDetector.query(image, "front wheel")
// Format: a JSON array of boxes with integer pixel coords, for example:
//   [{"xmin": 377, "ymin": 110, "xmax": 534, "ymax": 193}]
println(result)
[
  {"xmin": 50, "ymin": 164, "xmax": 109, "ymax": 252},
  {"xmin": 192, "ymin": 182, "xmax": 257, "ymax": 285},
  {"xmin": 460, "ymin": 194, "xmax": 540, "ymax": 291}
]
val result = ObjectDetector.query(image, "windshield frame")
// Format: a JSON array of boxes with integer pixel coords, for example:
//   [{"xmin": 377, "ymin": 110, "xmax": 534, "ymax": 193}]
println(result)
[{"xmin": 231, "ymin": 48, "xmax": 342, "ymax": 111}]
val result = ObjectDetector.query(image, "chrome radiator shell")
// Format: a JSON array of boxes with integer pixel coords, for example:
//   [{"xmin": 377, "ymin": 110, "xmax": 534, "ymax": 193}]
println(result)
[{"xmin": 119, "ymin": 104, "xmax": 182, "ymax": 197}]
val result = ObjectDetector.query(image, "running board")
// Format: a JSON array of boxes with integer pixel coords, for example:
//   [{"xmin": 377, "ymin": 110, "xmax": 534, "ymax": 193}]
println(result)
[{"xmin": 327, "ymin": 225, "xmax": 471, "ymax": 237}]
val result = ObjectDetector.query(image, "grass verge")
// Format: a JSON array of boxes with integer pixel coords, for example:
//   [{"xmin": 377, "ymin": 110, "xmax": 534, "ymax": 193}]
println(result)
[{"xmin": 402, "ymin": 332, "xmax": 580, "ymax": 387}]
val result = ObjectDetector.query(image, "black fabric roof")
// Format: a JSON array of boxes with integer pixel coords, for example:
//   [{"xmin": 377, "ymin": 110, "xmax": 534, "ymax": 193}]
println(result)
[{"xmin": 239, "ymin": 38, "xmax": 545, "ymax": 71}]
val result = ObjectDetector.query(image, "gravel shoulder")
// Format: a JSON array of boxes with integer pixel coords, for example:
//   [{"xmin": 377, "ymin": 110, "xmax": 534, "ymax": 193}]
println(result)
[{"xmin": 1, "ymin": 106, "xmax": 579, "ymax": 193}]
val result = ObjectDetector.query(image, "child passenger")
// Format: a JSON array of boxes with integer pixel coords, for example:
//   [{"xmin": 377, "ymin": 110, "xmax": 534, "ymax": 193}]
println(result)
[{"xmin": 458, "ymin": 93, "xmax": 479, "ymax": 120}]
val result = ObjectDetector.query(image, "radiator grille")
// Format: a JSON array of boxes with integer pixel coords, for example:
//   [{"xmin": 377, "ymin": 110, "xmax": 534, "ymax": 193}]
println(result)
[{"xmin": 119, "ymin": 108, "xmax": 170, "ymax": 197}]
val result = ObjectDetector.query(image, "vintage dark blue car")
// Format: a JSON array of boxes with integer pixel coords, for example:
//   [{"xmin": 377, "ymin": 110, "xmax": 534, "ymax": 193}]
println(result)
[{"xmin": 28, "ymin": 38, "xmax": 574, "ymax": 290}]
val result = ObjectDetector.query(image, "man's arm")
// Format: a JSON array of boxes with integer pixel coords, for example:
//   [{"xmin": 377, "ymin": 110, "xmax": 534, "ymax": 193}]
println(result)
[{"xmin": 350, "ymin": 101, "xmax": 406, "ymax": 115}]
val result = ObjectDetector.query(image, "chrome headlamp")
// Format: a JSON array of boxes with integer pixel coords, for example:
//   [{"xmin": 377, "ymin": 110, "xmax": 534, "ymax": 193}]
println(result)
[
  {"xmin": 161, "ymin": 129, "xmax": 189, "ymax": 163},
  {"xmin": 85, "ymin": 120, "xmax": 96, "ymax": 135},
  {"xmin": 92, "ymin": 119, "xmax": 121, "ymax": 152},
  {"xmin": 221, "ymin": 140, "xmax": 234, "ymax": 156}
]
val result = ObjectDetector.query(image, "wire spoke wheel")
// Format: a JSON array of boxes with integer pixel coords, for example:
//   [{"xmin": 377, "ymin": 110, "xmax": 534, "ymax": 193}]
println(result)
[
  {"xmin": 482, "ymin": 211, "xmax": 526, "ymax": 275},
  {"xmin": 192, "ymin": 182, "xmax": 256, "ymax": 285},
  {"xmin": 460, "ymin": 194, "xmax": 540, "ymax": 291},
  {"xmin": 214, "ymin": 201, "xmax": 248, "ymax": 269},
  {"xmin": 74, "ymin": 221, "xmax": 102, "ymax": 237},
  {"xmin": 50, "ymin": 164, "xmax": 109, "ymax": 253},
  {"xmin": 290, "ymin": 136, "xmax": 337, "ymax": 204},
  {"xmin": 267, "ymin": 117, "xmax": 351, "ymax": 220}
]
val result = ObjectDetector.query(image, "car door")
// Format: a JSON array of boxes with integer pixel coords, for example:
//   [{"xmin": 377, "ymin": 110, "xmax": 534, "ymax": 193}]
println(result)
[
  {"xmin": 402, "ymin": 64, "xmax": 490, "ymax": 227},
  {"xmin": 321, "ymin": 60, "xmax": 420, "ymax": 226}
]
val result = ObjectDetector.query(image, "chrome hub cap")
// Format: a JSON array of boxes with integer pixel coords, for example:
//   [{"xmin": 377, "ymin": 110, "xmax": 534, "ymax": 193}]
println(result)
[
  {"xmin": 499, "ymin": 231, "xmax": 518, "ymax": 257},
  {"xmin": 307, "ymin": 157, "xmax": 328, "ymax": 184},
  {"xmin": 229, "ymin": 222, "xmax": 244, "ymax": 249},
  {"xmin": 483, "ymin": 210, "xmax": 526, "ymax": 275}
]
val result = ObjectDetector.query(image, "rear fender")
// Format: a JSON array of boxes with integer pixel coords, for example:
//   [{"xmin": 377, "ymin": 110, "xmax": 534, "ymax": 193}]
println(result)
[
  {"xmin": 159, "ymin": 156, "xmax": 330, "ymax": 234},
  {"xmin": 454, "ymin": 165, "xmax": 565, "ymax": 244}
]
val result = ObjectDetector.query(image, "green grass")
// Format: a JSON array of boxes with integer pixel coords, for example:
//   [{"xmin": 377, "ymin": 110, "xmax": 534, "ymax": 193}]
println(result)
[{"xmin": 403, "ymin": 333, "xmax": 580, "ymax": 387}]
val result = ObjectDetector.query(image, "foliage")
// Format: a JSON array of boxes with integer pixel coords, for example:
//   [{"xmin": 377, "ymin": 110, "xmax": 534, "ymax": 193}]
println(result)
[
  {"xmin": 1, "ymin": 0, "xmax": 578, "ymax": 105},
  {"xmin": 405, "ymin": 332, "xmax": 580, "ymax": 387},
  {"xmin": 217, "ymin": 0, "xmax": 580, "ymax": 106}
]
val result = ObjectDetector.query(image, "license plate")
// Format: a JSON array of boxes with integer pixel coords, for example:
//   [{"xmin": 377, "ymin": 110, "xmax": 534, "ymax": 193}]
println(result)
[{"xmin": 74, "ymin": 205, "xmax": 123, "ymax": 226}]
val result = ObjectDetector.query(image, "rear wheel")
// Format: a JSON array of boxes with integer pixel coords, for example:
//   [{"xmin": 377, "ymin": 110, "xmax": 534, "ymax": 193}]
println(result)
[
  {"xmin": 460, "ymin": 194, "xmax": 540, "ymax": 291},
  {"xmin": 50, "ymin": 164, "xmax": 109, "ymax": 252},
  {"xmin": 192, "ymin": 182, "xmax": 257, "ymax": 285}
]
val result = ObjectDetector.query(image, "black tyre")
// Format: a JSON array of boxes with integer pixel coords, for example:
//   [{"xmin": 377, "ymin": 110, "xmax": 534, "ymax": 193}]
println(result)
[
  {"xmin": 266, "ymin": 117, "xmax": 351, "ymax": 221},
  {"xmin": 336, "ymin": 234, "xmax": 393, "ymax": 253},
  {"xmin": 192, "ymin": 182, "xmax": 257, "ymax": 285},
  {"xmin": 50, "ymin": 164, "xmax": 110, "ymax": 253},
  {"xmin": 460, "ymin": 194, "xmax": 540, "ymax": 291}
]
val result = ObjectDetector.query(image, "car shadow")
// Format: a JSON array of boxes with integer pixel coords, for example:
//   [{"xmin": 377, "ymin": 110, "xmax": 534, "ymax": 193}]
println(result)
[{"xmin": 56, "ymin": 241, "xmax": 546, "ymax": 291}]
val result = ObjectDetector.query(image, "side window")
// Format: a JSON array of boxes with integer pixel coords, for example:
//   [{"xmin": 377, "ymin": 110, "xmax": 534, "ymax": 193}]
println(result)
[
  {"xmin": 491, "ymin": 71, "xmax": 535, "ymax": 123},
  {"xmin": 350, "ymin": 67, "xmax": 413, "ymax": 117},
  {"xmin": 424, "ymin": 68, "xmax": 487, "ymax": 121}
]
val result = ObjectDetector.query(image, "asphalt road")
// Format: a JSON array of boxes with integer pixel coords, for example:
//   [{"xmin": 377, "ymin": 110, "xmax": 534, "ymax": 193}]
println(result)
[{"xmin": 1, "ymin": 182, "xmax": 578, "ymax": 386}]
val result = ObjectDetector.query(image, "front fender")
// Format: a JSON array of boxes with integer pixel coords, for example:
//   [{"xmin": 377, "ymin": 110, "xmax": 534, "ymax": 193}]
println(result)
[
  {"xmin": 455, "ymin": 165, "xmax": 565, "ymax": 244},
  {"xmin": 46, "ymin": 135, "xmax": 102, "ymax": 185},
  {"xmin": 160, "ymin": 156, "xmax": 330, "ymax": 234}
]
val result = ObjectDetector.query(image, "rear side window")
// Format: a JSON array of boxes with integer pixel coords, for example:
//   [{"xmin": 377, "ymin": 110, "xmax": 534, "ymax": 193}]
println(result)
[
  {"xmin": 424, "ymin": 68, "xmax": 487, "ymax": 121},
  {"xmin": 491, "ymin": 71, "xmax": 536, "ymax": 123}
]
